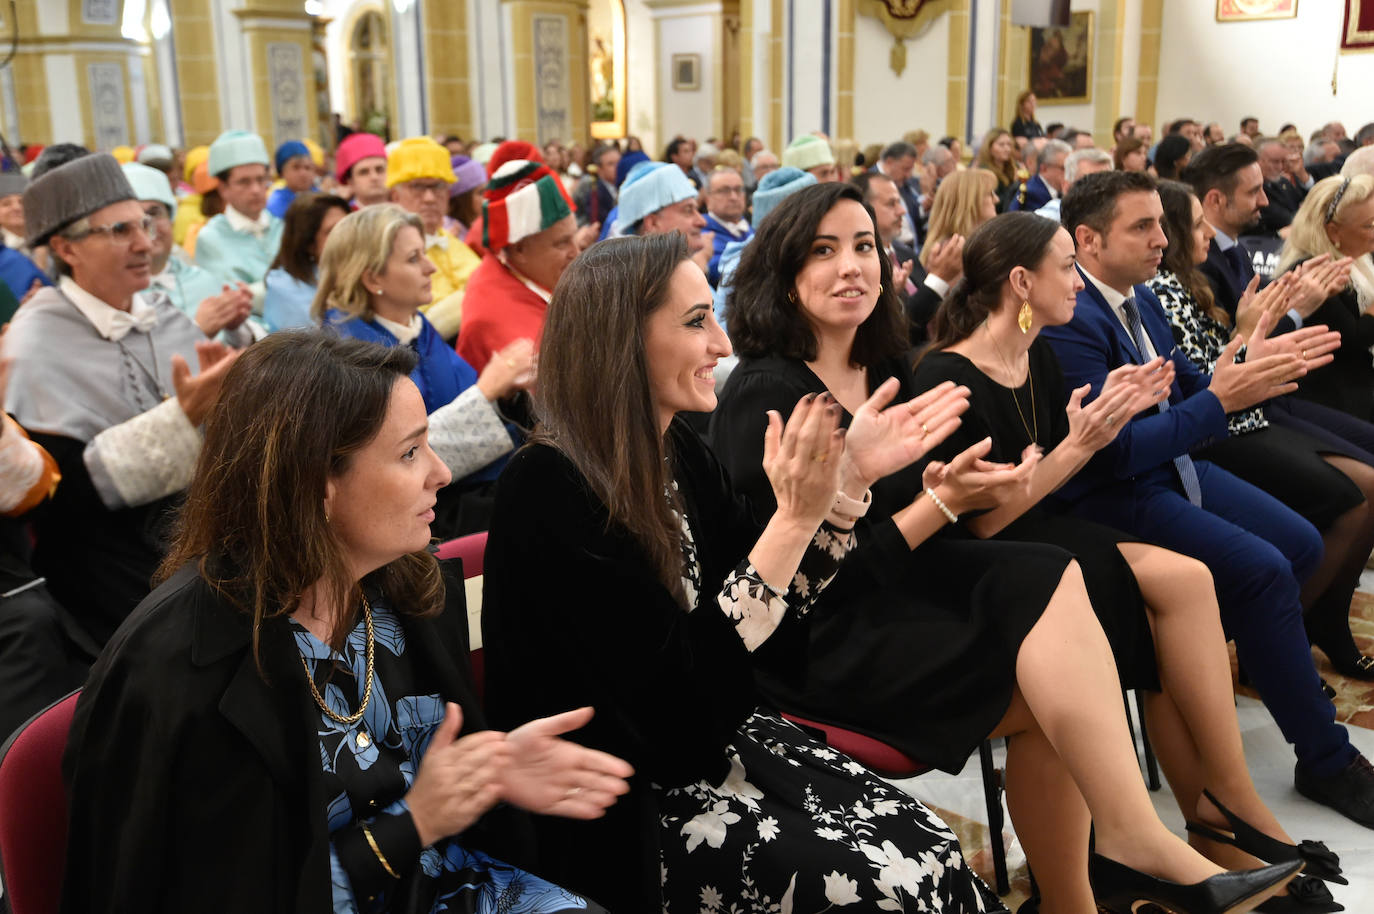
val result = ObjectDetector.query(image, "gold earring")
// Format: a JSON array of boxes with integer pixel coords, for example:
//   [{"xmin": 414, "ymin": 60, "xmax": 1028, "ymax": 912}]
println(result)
[
  {"xmin": 1017, "ymin": 300, "xmax": 1033, "ymax": 334},
  {"xmin": 787, "ymin": 290, "xmax": 798, "ymax": 303}
]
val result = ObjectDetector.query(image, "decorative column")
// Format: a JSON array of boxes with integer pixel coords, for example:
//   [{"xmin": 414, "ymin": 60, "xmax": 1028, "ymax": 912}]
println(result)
[
  {"xmin": 0, "ymin": 0, "xmax": 157, "ymax": 147},
  {"xmin": 167, "ymin": 0, "xmax": 222, "ymax": 147},
  {"xmin": 422, "ymin": 0, "xmax": 474, "ymax": 140},
  {"xmin": 234, "ymin": 0, "xmax": 320, "ymax": 149},
  {"xmin": 503, "ymin": 0, "xmax": 591, "ymax": 145}
]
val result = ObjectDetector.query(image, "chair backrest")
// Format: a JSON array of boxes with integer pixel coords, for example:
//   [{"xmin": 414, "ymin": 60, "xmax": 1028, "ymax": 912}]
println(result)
[
  {"xmin": 436, "ymin": 533, "xmax": 488, "ymax": 696},
  {"xmin": 0, "ymin": 691, "xmax": 80, "ymax": 914}
]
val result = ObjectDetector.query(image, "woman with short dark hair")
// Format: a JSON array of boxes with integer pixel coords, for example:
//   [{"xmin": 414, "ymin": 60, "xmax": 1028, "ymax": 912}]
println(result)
[{"xmin": 62, "ymin": 331, "xmax": 633, "ymax": 912}]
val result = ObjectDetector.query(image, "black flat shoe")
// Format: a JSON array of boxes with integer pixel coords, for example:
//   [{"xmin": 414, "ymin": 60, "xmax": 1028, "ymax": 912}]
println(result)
[
  {"xmin": 1252, "ymin": 875, "xmax": 1344, "ymax": 913},
  {"xmin": 1089, "ymin": 853, "xmax": 1301, "ymax": 914},
  {"xmin": 1185, "ymin": 788, "xmax": 1345, "ymax": 885}
]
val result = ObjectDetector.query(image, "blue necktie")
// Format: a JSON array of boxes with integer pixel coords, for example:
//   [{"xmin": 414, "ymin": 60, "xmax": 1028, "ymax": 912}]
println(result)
[{"xmin": 1121, "ymin": 296, "xmax": 1203, "ymax": 507}]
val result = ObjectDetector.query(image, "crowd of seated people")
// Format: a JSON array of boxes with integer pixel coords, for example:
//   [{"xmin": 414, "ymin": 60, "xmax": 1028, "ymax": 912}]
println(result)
[{"xmin": 0, "ymin": 105, "xmax": 1371, "ymax": 912}]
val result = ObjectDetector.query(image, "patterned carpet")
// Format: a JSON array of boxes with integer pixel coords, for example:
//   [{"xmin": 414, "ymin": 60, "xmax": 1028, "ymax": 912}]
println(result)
[{"xmin": 896, "ymin": 591, "xmax": 1374, "ymax": 913}]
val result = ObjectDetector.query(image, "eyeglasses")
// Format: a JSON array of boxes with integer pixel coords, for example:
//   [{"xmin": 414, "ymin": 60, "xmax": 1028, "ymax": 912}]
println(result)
[
  {"xmin": 404, "ymin": 180, "xmax": 450, "ymax": 197},
  {"xmin": 710, "ymin": 186, "xmax": 745, "ymax": 196},
  {"xmin": 68, "ymin": 216, "xmax": 156, "ymax": 245}
]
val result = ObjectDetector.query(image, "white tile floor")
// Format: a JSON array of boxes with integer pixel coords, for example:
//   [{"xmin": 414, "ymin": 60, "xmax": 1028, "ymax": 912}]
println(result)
[{"xmin": 884, "ymin": 574, "xmax": 1374, "ymax": 910}]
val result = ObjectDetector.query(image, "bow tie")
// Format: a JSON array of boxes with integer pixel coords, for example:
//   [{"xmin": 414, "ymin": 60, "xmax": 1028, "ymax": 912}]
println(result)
[
  {"xmin": 426, "ymin": 233, "xmax": 449, "ymax": 252},
  {"xmin": 106, "ymin": 306, "xmax": 160, "ymax": 342}
]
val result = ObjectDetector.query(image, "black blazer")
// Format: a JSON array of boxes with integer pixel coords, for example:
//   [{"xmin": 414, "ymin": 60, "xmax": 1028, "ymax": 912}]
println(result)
[
  {"xmin": 1258, "ymin": 177, "xmax": 1306, "ymax": 235},
  {"xmin": 1288, "ymin": 261, "xmax": 1374, "ymax": 422},
  {"xmin": 60, "ymin": 559, "xmax": 517, "ymax": 913}
]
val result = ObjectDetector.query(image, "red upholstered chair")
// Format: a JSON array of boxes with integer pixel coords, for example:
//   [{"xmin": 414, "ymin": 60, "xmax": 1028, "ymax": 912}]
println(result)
[
  {"xmin": 435, "ymin": 533, "xmax": 488, "ymax": 696},
  {"xmin": 779, "ymin": 720, "xmax": 1011, "ymax": 894},
  {"xmin": 437, "ymin": 531, "xmax": 1011, "ymax": 896},
  {"xmin": 0, "ymin": 690, "xmax": 80, "ymax": 914}
]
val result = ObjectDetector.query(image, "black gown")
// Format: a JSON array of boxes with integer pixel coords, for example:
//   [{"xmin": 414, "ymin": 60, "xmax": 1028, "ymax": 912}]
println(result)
[
  {"xmin": 709, "ymin": 353, "xmax": 1073, "ymax": 773},
  {"xmin": 913, "ymin": 342, "xmax": 1158, "ymax": 690}
]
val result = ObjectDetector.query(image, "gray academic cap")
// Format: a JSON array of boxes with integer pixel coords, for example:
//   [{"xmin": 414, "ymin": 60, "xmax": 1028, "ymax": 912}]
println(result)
[
  {"xmin": 0, "ymin": 172, "xmax": 25, "ymax": 199},
  {"xmin": 22, "ymin": 153, "xmax": 135, "ymax": 248}
]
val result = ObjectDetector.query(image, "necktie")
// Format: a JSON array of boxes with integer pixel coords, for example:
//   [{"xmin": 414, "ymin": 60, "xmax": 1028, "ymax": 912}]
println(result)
[{"xmin": 1121, "ymin": 296, "xmax": 1203, "ymax": 507}]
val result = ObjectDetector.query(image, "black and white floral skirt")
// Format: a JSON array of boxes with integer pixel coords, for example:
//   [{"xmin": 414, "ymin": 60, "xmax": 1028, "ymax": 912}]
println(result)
[{"xmin": 657, "ymin": 711, "xmax": 991, "ymax": 913}]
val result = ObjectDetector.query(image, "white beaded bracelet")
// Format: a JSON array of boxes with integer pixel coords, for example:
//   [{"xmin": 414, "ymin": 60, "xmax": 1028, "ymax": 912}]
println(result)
[{"xmin": 924, "ymin": 487, "xmax": 958, "ymax": 524}]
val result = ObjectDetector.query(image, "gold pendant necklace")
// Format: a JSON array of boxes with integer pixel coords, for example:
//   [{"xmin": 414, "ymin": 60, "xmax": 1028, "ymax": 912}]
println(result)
[
  {"xmin": 986, "ymin": 323, "xmax": 1038, "ymax": 445},
  {"xmin": 300, "ymin": 595, "xmax": 375, "ymax": 727}
]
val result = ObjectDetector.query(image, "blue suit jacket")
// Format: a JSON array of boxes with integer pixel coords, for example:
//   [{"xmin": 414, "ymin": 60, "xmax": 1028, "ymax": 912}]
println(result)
[
  {"xmin": 1039, "ymin": 269, "xmax": 1229, "ymax": 506},
  {"xmin": 704, "ymin": 212, "xmax": 753, "ymax": 287},
  {"xmin": 1008, "ymin": 174, "xmax": 1053, "ymax": 212}
]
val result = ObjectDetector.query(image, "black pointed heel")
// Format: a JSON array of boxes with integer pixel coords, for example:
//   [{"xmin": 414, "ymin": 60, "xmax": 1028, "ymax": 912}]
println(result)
[
  {"xmin": 1185, "ymin": 789, "xmax": 1345, "ymax": 885},
  {"xmin": 1089, "ymin": 853, "xmax": 1302, "ymax": 914}
]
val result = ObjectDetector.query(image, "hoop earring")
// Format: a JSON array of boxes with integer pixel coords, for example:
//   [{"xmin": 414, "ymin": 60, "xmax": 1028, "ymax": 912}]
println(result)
[{"xmin": 1017, "ymin": 300, "xmax": 1033, "ymax": 334}]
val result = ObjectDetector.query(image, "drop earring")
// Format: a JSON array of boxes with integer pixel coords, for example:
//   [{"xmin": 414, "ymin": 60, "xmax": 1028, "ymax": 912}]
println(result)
[{"xmin": 1017, "ymin": 300, "xmax": 1033, "ymax": 334}]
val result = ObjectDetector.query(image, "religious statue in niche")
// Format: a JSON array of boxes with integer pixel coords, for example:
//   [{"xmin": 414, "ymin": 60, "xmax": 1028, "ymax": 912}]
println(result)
[{"xmin": 591, "ymin": 34, "xmax": 615, "ymax": 123}]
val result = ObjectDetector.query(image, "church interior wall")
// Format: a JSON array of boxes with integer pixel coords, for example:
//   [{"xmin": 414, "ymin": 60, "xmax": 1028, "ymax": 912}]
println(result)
[
  {"xmin": 850, "ymin": 8, "xmax": 949, "ymax": 149},
  {"xmin": 1154, "ymin": 1, "xmax": 1374, "ymax": 137}
]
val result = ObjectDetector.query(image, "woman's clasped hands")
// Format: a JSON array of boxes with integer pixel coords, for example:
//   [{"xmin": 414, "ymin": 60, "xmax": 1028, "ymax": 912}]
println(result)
[{"xmin": 405, "ymin": 702, "xmax": 633, "ymax": 848}]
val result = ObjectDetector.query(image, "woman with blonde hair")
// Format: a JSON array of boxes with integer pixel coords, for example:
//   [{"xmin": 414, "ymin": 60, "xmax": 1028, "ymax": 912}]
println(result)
[
  {"xmin": 1280, "ymin": 174, "xmax": 1374, "ymax": 422},
  {"xmin": 920, "ymin": 168, "xmax": 997, "ymax": 272},
  {"xmin": 1010, "ymin": 90, "xmax": 1044, "ymax": 140},
  {"xmin": 974, "ymin": 127, "xmax": 1018, "ymax": 211},
  {"xmin": 313, "ymin": 203, "xmax": 536, "ymax": 535}
]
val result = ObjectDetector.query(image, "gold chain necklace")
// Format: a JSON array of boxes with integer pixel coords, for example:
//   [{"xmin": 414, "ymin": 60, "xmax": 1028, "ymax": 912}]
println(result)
[
  {"xmin": 986, "ymin": 323, "xmax": 1038, "ymax": 445},
  {"xmin": 300, "ymin": 595, "xmax": 375, "ymax": 726}
]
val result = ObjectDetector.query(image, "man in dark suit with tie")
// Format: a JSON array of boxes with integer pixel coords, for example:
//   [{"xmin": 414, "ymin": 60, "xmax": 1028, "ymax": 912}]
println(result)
[
  {"xmin": 871, "ymin": 141, "xmax": 923, "ymax": 245},
  {"xmin": 1009, "ymin": 139, "xmax": 1070, "ymax": 212},
  {"xmin": 1042, "ymin": 170, "xmax": 1374, "ymax": 827},
  {"xmin": 1184, "ymin": 144, "xmax": 1313, "ymax": 337}
]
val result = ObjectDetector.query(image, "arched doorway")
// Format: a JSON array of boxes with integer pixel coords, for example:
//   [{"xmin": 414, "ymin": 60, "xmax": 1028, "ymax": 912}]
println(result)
[{"xmin": 349, "ymin": 8, "xmax": 393, "ymax": 138}]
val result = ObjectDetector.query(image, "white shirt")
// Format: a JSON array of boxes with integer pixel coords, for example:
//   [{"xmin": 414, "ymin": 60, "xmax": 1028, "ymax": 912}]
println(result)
[
  {"xmin": 1079, "ymin": 266, "xmax": 1159, "ymax": 360},
  {"xmin": 708, "ymin": 214, "xmax": 751, "ymax": 236},
  {"xmin": 224, "ymin": 205, "xmax": 273, "ymax": 237},
  {"xmin": 2, "ymin": 228, "xmax": 24, "ymax": 250},
  {"xmin": 375, "ymin": 312, "xmax": 424, "ymax": 345},
  {"xmin": 1209, "ymin": 224, "xmax": 1238, "ymax": 251},
  {"xmin": 59, "ymin": 276, "xmax": 158, "ymax": 342}
]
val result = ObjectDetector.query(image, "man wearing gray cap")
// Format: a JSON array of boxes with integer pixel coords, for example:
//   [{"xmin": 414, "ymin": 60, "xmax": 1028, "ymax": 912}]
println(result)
[{"xmin": 3, "ymin": 152, "xmax": 238, "ymax": 647}]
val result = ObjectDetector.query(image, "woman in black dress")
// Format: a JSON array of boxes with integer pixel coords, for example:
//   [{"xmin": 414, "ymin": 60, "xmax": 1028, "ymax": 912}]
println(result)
[
  {"xmin": 711, "ymin": 183, "xmax": 1300, "ymax": 914},
  {"xmin": 483, "ymin": 233, "xmax": 1000, "ymax": 913},
  {"xmin": 914, "ymin": 212, "xmax": 1344, "ymax": 911}
]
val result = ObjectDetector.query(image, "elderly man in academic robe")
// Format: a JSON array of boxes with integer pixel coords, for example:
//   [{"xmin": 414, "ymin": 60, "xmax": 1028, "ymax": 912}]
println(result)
[
  {"xmin": 3, "ymin": 153, "xmax": 237, "ymax": 648},
  {"xmin": 455, "ymin": 160, "xmax": 579, "ymax": 373}
]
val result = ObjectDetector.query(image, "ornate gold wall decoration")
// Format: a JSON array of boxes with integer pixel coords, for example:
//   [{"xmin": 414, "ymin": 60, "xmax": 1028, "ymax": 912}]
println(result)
[{"xmin": 855, "ymin": 0, "xmax": 953, "ymax": 75}]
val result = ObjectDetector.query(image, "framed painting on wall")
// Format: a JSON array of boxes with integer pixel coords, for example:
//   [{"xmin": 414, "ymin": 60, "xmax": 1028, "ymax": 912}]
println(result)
[
  {"xmin": 1028, "ymin": 10, "xmax": 1092, "ymax": 105},
  {"xmin": 671, "ymin": 53, "xmax": 700, "ymax": 91},
  {"xmin": 1217, "ymin": 0, "xmax": 1297, "ymax": 22}
]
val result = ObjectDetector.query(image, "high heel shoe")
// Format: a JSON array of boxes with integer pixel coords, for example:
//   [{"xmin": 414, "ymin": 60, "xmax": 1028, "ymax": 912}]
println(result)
[
  {"xmin": 1089, "ymin": 853, "xmax": 1301, "ymax": 914},
  {"xmin": 1186, "ymin": 788, "xmax": 1345, "ymax": 885},
  {"xmin": 1250, "ymin": 874, "xmax": 1344, "ymax": 913}
]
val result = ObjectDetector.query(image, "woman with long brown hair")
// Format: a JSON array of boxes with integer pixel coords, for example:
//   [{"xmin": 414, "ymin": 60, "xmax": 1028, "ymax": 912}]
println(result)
[
  {"xmin": 61, "ymin": 332, "xmax": 633, "ymax": 913},
  {"xmin": 482, "ymin": 231, "xmax": 999, "ymax": 912},
  {"xmin": 974, "ymin": 128, "xmax": 1019, "ymax": 212}
]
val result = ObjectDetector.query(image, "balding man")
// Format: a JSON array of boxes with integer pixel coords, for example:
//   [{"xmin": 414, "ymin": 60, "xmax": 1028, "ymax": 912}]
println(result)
[
  {"xmin": 1256, "ymin": 137, "xmax": 1312, "ymax": 238},
  {"xmin": 703, "ymin": 167, "xmax": 752, "ymax": 285}
]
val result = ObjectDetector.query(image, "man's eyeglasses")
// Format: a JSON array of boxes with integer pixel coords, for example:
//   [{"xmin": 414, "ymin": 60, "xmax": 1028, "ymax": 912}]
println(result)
[{"xmin": 68, "ymin": 216, "xmax": 157, "ymax": 245}]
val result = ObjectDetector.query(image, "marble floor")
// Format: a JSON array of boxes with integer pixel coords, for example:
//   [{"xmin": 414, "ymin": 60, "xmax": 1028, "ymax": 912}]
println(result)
[{"xmin": 887, "ymin": 575, "xmax": 1374, "ymax": 911}]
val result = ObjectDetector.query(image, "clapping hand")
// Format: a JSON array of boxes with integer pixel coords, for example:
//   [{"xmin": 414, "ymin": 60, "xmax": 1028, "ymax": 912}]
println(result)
[
  {"xmin": 194, "ymin": 282, "xmax": 253, "ymax": 336},
  {"xmin": 1246, "ymin": 319, "xmax": 1340, "ymax": 373},
  {"xmin": 1286, "ymin": 254, "xmax": 1353, "ymax": 319},
  {"xmin": 762, "ymin": 392, "xmax": 844, "ymax": 528},
  {"xmin": 1208, "ymin": 309, "xmax": 1305, "ymax": 413},
  {"xmin": 841, "ymin": 378, "xmax": 969, "ymax": 490},
  {"xmin": 475, "ymin": 338, "xmax": 537, "ymax": 400},
  {"xmin": 925, "ymin": 234, "xmax": 966, "ymax": 284},
  {"xmin": 171, "ymin": 339, "xmax": 240, "ymax": 426},
  {"xmin": 405, "ymin": 703, "xmax": 509, "ymax": 847},
  {"xmin": 500, "ymin": 707, "xmax": 634, "ymax": 819},
  {"xmin": 920, "ymin": 436, "xmax": 1040, "ymax": 515}
]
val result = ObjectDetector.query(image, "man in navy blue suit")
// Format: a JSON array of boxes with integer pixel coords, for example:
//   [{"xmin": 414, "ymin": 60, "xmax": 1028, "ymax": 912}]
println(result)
[
  {"xmin": 1041, "ymin": 170, "xmax": 1374, "ymax": 827},
  {"xmin": 1009, "ymin": 139, "xmax": 1070, "ymax": 213}
]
